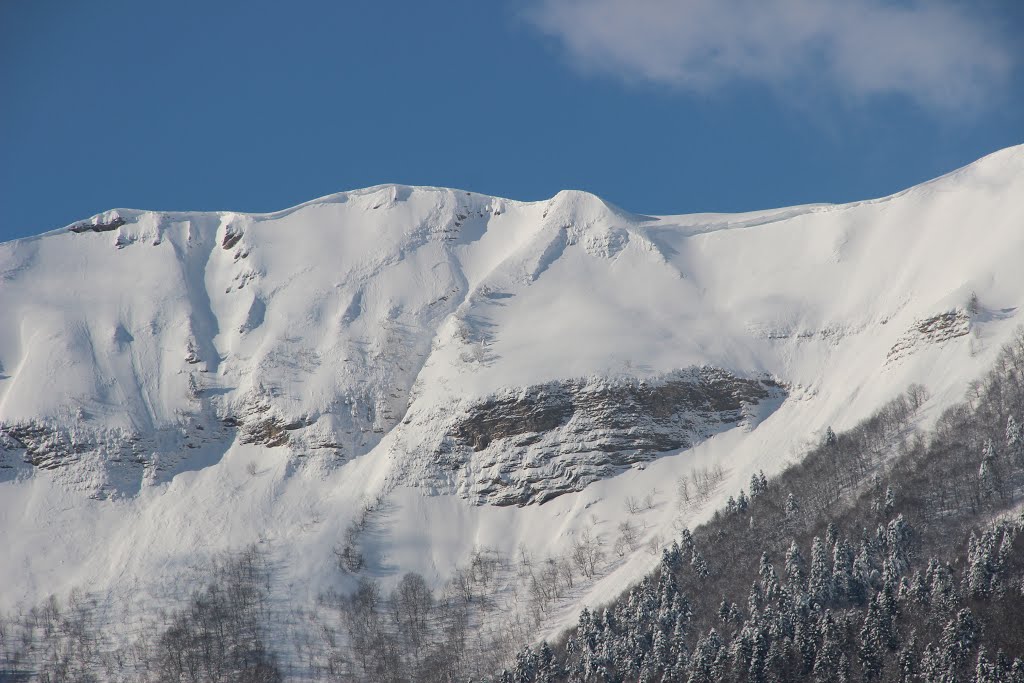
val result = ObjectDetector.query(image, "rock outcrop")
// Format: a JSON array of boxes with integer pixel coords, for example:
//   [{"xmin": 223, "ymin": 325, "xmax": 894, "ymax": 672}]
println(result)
[
  {"xmin": 68, "ymin": 216, "xmax": 127, "ymax": 234},
  {"xmin": 423, "ymin": 368, "xmax": 786, "ymax": 506},
  {"xmin": 887, "ymin": 308, "xmax": 972, "ymax": 364}
]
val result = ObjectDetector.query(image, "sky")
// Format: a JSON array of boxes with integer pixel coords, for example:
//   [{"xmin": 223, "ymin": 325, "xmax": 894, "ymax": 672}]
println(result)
[{"xmin": 1, "ymin": 0, "xmax": 1022, "ymax": 242}]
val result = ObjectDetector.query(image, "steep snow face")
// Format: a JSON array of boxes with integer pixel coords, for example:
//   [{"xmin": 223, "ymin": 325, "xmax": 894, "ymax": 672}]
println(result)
[
  {"xmin": 0, "ymin": 186, "xmax": 512, "ymax": 493},
  {"xmin": 2, "ymin": 146, "xmax": 1024, "ymax": 625}
]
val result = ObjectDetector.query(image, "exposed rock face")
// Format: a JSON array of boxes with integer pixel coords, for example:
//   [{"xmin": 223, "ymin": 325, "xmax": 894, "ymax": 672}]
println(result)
[
  {"xmin": 0, "ymin": 402, "xmax": 317, "ymax": 495},
  {"xmin": 887, "ymin": 309, "xmax": 972, "ymax": 363},
  {"xmin": 0, "ymin": 415, "xmax": 236, "ymax": 498},
  {"xmin": 231, "ymin": 409, "xmax": 314, "ymax": 449},
  {"xmin": 429, "ymin": 368, "xmax": 786, "ymax": 506},
  {"xmin": 222, "ymin": 227, "xmax": 244, "ymax": 250},
  {"xmin": 0, "ymin": 421, "xmax": 95, "ymax": 470},
  {"xmin": 68, "ymin": 217, "xmax": 127, "ymax": 234}
]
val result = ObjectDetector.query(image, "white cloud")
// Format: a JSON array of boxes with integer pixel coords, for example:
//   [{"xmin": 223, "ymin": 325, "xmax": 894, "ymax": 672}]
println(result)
[{"xmin": 527, "ymin": 0, "xmax": 1014, "ymax": 111}]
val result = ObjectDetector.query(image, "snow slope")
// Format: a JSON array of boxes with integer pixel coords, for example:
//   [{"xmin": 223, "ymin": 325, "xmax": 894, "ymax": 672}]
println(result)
[{"xmin": 2, "ymin": 145, "xmax": 1024, "ymax": 637}]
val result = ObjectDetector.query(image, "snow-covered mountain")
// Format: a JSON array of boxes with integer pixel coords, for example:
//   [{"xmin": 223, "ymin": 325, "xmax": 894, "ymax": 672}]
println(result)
[{"xmin": 2, "ymin": 145, "xmax": 1023, "ymax": 633}]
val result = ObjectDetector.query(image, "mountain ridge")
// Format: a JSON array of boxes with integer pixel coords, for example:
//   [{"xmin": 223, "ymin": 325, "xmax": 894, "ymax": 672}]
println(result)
[
  {"xmin": 25, "ymin": 141, "xmax": 1020, "ymax": 244},
  {"xmin": 1, "ymin": 144, "xmax": 1024, "ymax": 644}
]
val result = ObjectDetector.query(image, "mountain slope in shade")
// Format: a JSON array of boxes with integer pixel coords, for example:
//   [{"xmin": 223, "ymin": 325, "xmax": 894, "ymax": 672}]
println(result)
[{"xmin": 1, "ymin": 145, "xmax": 1024, "ymax": 636}]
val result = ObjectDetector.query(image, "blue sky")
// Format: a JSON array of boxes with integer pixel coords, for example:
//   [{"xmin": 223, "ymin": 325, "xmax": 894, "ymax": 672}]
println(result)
[{"xmin": 1, "ymin": 0, "xmax": 1022, "ymax": 241}]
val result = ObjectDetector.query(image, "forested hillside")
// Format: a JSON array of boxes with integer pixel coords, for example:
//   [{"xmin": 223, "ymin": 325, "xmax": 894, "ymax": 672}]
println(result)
[{"xmin": 499, "ymin": 331, "xmax": 1024, "ymax": 683}]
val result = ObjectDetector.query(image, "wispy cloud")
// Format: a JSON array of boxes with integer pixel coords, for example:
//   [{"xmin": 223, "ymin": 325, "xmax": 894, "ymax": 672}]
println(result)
[{"xmin": 526, "ymin": 0, "xmax": 1014, "ymax": 111}]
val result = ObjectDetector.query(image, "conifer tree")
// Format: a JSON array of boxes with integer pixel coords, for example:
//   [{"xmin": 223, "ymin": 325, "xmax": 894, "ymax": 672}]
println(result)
[
  {"xmin": 980, "ymin": 439, "xmax": 1001, "ymax": 503},
  {"xmin": 883, "ymin": 487, "xmax": 896, "ymax": 516},
  {"xmin": 884, "ymin": 514, "xmax": 912, "ymax": 574},
  {"xmin": 759, "ymin": 553, "xmax": 781, "ymax": 604},
  {"xmin": 940, "ymin": 608, "xmax": 977, "ymax": 675},
  {"xmin": 750, "ymin": 472, "xmax": 766, "ymax": 498},
  {"xmin": 858, "ymin": 597, "xmax": 884, "ymax": 681},
  {"xmin": 785, "ymin": 541, "xmax": 806, "ymax": 588},
  {"xmin": 688, "ymin": 628, "xmax": 722, "ymax": 683},
  {"xmin": 793, "ymin": 618, "xmax": 816, "ymax": 675},
  {"xmin": 836, "ymin": 652, "xmax": 850, "ymax": 683},
  {"xmin": 826, "ymin": 522, "xmax": 839, "ymax": 548},
  {"xmin": 850, "ymin": 542, "xmax": 873, "ymax": 606},
  {"xmin": 808, "ymin": 537, "xmax": 832, "ymax": 605},
  {"xmin": 785, "ymin": 494, "xmax": 801, "ymax": 518},
  {"xmin": 975, "ymin": 647, "xmax": 997, "ymax": 683},
  {"xmin": 749, "ymin": 629, "xmax": 768, "ymax": 683},
  {"xmin": 512, "ymin": 645, "xmax": 536, "ymax": 683},
  {"xmin": 832, "ymin": 539, "xmax": 853, "ymax": 604},
  {"xmin": 1007, "ymin": 415, "xmax": 1024, "ymax": 467},
  {"xmin": 691, "ymin": 550, "xmax": 710, "ymax": 579},
  {"xmin": 536, "ymin": 641, "xmax": 556, "ymax": 683},
  {"xmin": 813, "ymin": 611, "xmax": 842, "ymax": 683},
  {"xmin": 896, "ymin": 633, "xmax": 918, "ymax": 683}
]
